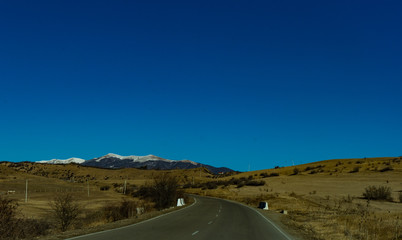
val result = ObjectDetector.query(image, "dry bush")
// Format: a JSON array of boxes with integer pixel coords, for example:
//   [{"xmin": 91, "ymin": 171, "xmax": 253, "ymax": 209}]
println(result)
[
  {"xmin": 0, "ymin": 196, "xmax": 18, "ymax": 239},
  {"xmin": 103, "ymin": 199, "xmax": 138, "ymax": 222},
  {"xmin": 12, "ymin": 218, "xmax": 50, "ymax": 239},
  {"xmin": 50, "ymin": 194, "xmax": 81, "ymax": 231},
  {"xmin": 0, "ymin": 196, "xmax": 50, "ymax": 239},
  {"xmin": 133, "ymin": 174, "xmax": 180, "ymax": 210},
  {"xmin": 152, "ymin": 174, "xmax": 180, "ymax": 210},
  {"xmin": 349, "ymin": 166, "xmax": 360, "ymax": 173},
  {"xmin": 362, "ymin": 186, "xmax": 393, "ymax": 201}
]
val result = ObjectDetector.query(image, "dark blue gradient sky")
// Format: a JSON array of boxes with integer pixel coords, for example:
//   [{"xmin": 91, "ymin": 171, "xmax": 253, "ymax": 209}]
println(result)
[{"xmin": 1, "ymin": 0, "xmax": 401, "ymax": 171}]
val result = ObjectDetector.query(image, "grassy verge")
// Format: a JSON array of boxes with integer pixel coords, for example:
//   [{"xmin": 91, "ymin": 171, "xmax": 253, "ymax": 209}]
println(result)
[
  {"xmin": 39, "ymin": 197, "xmax": 195, "ymax": 240},
  {"xmin": 186, "ymin": 185, "xmax": 401, "ymax": 240}
]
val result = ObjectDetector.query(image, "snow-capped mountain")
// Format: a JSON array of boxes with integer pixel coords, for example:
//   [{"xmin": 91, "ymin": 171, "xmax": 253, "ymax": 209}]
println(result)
[
  {"xmin": 92, "ymin": 153, "xmax": 172, "ymax": 163},
  {"xmin": 37, "ymin": 153, "xmax": 233, "ymax": 174},
  {"xmin": 37, "ymin": 157, "xmax": 85, "ymax": 164}
]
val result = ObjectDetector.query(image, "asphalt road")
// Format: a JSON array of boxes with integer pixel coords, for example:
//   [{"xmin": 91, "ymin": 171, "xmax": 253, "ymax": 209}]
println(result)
[{"xmin": 68, "ymin": 196, "xmax": 293, "ymax": 240}]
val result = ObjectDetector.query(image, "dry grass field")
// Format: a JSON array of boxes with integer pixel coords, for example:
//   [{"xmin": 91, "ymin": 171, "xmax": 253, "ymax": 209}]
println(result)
[
  {"xmin": 1, "ymin": 157, "xmax": 401, "ymax": 239},
  {"xmin": 186, "ymin": 157, "xmax": 402, "ymax": 240},
  {"xmin": 0, "ymin": 162, "xmax": 204, "ymax": 239}
]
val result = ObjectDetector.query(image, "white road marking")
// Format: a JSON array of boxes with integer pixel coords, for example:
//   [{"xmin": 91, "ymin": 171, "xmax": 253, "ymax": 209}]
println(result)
[
  {"xmin": 208, "ymin": 221, "xmax": 213, "ymax": 224},
  {"xmin": 216, "ymin": 214, "xmax": 218, "ymax": 217},
  {"xmin": 192, "ymin": 231, "xmax": 199, "ymax": 236}
]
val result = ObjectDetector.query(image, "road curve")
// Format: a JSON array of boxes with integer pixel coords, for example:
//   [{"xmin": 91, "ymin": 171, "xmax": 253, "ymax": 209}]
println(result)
[{"xmin": 68, "ymin": 196, "xmax": 293, "ymax": 240}]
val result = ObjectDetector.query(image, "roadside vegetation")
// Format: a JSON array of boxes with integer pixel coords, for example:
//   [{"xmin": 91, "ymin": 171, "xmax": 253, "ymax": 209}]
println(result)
[
  {"xmin": 0, "ymin": 171, "xmax": 186, "ymax": 239},
  {"xmin": 0, "ymin": 196, "xmax": 50, "ymax": 239},
  {"xmin": 185, "ymin": 157, "xmax": 402, "ymax": 240}
]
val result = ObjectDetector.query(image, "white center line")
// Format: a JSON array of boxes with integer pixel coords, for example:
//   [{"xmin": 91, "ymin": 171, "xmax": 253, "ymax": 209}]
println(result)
[{"xmin": 192, "ymin": 231, "xmax": 199, "ymax": 236}]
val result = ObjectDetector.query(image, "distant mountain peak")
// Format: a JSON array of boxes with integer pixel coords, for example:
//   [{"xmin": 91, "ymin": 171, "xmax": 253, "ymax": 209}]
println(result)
[
  {"xmin": 105, "ymin": 153, "xmax": 122, "ymax": 158},
  {"xmin": 37, "ymin": 157, "xmax": 85, "ymax": 164},
  {"xmin": 36, "ymin": 153, "xmax": 234, "ymax": 174}
]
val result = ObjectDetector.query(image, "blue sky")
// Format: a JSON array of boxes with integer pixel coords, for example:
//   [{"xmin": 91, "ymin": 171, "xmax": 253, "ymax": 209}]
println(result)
[{"xmin": 1, "ymin": 0, "xmax": 401, "ymax": 171}]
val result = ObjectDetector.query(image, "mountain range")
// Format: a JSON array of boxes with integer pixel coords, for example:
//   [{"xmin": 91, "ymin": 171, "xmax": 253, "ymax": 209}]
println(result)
[{"xmin": 37, "ymin": 153, "xmax": 233, "ymax": 174}]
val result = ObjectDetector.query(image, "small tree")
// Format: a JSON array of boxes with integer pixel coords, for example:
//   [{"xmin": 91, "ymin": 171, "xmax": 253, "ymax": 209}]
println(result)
[
  {"xmin": 0, "ymin": 196, "xmax": 18, "ymax": 237},
  {"xmin": 151, "ymin": 174, "xmax": 179, "ymax": 210},
  {"xmin": 50, "ymin": 194, "xmax": 80, "ymax": 231}
]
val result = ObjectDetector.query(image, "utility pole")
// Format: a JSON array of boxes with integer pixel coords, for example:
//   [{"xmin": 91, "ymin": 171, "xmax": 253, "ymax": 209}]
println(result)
[
  {"xmin": 123, "ymin": 180, "xmax": 127, "ymax": 195},
  {"xmin": 25, "ymin": 179, "xmax": 28, "ymax": 203}
]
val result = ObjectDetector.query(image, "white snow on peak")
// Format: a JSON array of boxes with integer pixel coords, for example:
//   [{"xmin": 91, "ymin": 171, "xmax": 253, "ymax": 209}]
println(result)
[
  {"xmin": 180, "ymin": 160, "xmax": 198, "ymax": 165},
  {"xmin": 96, "ymin": 153, "xmax": 174, "ymax": 163},
  {"xmin": 37, "ymin": 153, "xmax": 191, "ymax": 165},
  {"xmin": 37, "ymin": 157, "xmax": 85, "ymax": 164}
]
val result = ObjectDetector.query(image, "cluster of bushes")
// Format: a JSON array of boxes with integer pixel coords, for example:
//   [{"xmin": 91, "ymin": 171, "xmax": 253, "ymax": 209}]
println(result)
[
  {"xmin": 0, "ymin": 173, "xmax": 187, "ymax": 239},
  {"xmin": 363, "ymin": 185, "xmax": 393, "ymax": 201},
  {"xmin": 0, "ymin": 196, "xmax": 50, "ymax": 239},
  {"xmin": 379, "ymin": 166, "xmax": 393, "ymax": 172},
  {"xmin": 182, "ymin": 176, "xmax": 265, "ymax": 189},
  {"xmin": 259, "ymin": 172, "xmax": 279, "ymax": 178},
  {"xmin": 304, "ymin": 165, "xmax": 325, "ymax": 174},
  {"xmin": 132, "ymin": 174, "xmax": 184, "ymax": 210},
  {"xmin": 102, "ymin": 199, "xmax": 139, "ymax": 222}
]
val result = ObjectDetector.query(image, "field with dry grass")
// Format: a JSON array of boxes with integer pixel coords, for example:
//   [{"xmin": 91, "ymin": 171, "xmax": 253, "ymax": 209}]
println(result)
[
  {"xmin": 185, "ymin": 157, "xmax": 402, "ymax": 240},
  {"xmin": 1, "ymin": 157, "xmax": 401, "ymax": 239},
  {"xmin": 0, "ymin": 162, "xmax": 202, "ymax": 239}
]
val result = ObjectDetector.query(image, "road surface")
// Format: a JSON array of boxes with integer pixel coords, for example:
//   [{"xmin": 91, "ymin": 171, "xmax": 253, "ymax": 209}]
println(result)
[{"xmin": 68, "ymin": 196, "xmax": 293, "ymax": 240}]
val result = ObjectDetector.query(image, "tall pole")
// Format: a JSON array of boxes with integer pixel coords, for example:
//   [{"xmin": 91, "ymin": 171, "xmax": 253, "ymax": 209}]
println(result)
[
  {"xmin": 25, "ymin": 179, "xmax": 28, "ymax": 203},
  {"xmin": 123, "ymin": 180, "xmax": 127, "ymax": 195}
]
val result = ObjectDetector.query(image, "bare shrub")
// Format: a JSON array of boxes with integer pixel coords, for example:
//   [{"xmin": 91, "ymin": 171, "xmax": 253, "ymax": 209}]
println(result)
[
  {"xmin": 245, "ymin": 180, "xmax": 265, "ymax": 186},
  {"xmin": 15, "ymin": 218, "xmax": 50, "ymax": 239},
  {"xmin": 50, "ymin": 194, "xmax": 81, "ymax": 231},
  {"xmin": 292, "ymin": 168, "xmax": 300, "ymax": 175},
  {"xmin": 119, "ymin": 199, "xmax": 137, "ymax": 218},
  {"xmin": 135, "ymin": 174, "xmax": 180, "ymax": 210},
  {"xmin": 0, "ymin": 196, "xmax": 18, "ymax": 238},
  {"xmin": 380, "ymin": 166, "xmax": 393, "ymax": 172},
  {"xmin": 349, "ymin": 166, "xmax": 360, "ymax": 173},
  {"xmin": 269, "ymin": 172, "xmax": 279, "ymax": 177},
  {"xmin": 103, "ymin": 199, "xmax": 137, "ymax": 222},
  {"xmin": 152, "ymin": 174, "xmax": 179, "ymax": 210},
  {"xmin": 103, "ymin": 204, "xmax": 122, "ymax": 222},
  {"xmin": 100, "ymin": 185, "xmax": 110, "ymax": 191},
  {"xmin": 0, "ymin": 196, "xmax": 50, "ymax": 239},
  {"xmin": 362, "ymin": 186, "xmax": 393, "ymax": 201}
]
